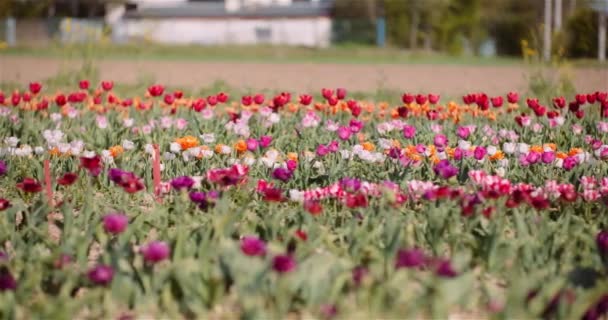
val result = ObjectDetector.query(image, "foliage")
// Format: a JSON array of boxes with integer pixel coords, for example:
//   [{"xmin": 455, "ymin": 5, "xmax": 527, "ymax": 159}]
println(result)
[{"xmin": 0, "ymin": 78, "xmax": 607, "ymax": 318}]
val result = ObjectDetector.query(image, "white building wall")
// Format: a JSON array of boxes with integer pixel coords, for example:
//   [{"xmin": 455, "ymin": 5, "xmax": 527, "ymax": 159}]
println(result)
[{"xmin": 118, "ymin": 17, "xmax": 332, "ymax": 47}]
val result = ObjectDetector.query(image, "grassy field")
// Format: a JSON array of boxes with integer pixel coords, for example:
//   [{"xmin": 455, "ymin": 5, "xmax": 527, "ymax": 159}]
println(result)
[{"xmin": 0, "ymin": 42, "xmax": 527, "ymax": 65}]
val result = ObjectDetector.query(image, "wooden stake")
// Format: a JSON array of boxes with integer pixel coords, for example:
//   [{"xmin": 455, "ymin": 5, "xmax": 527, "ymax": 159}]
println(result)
[{"xmin": 153, "ymin": 144, "xmax": 162, "ymax": 203}]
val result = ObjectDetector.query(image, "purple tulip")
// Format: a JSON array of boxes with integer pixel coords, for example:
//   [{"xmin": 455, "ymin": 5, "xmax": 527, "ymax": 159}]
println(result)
[
  {"xmin": 88, "ymin": 265, "xmax": 113, "ymax": 286},
  {"xmin": 349, "ymin": 119, "xmax": 363, "ymax": 133},
  {"xmin": 337, "ymin": 126, "xmax": 352, "ymax": 140},
  {"xmin": 0, "ymin": 270, "xmax": 16, "ymax": 291},
  {"xmin": 403, "ymin": 125, "xmax": 416, "ymax": 139},
  {"xmin": 189, "ymin": 191, "xmax": 207, "ymax": 203},
  {"xmin": 272, "ymin": 254, "xmax": 296, "ymax": 273},
  {"xmin": 526, "ymin": 151, "xmax": 541, "ymax": 164},
  {"xmin": 141, "ymin": 241, "xmax": 171, "ymax": 263},
  {"xmin": 316, "ymin": 144, "xmax": 329, "ymax": 157},
  {"xmin": 0, "ymin": 160, "xmax": 7, "ymax": 176},
  {"xmin": 286, "ymin": 159, "xmax": 297, "ymax": 172},
  {"xmin": 102, "ymin": 213, "xmax": 128, "ymax": 235},
  {"xmin": 456, "ymin": 126, "xmax": 471, "ymax": 139},
  {"xmin": 433, "ymin": 160, "xmax": 458, "ymax": 179},
  {"xmin": 563, "ymin": 156, "xmax": 578, "ymax": 171},
  {"xmin": 108, "ymin": 168, "xmax": 125, "ymax": 183},
  {"xmin": 473, "ymin": 146, "xmax": 487, "ymax": 160},
  {"xmin": 454, "ymin": 147, "xmax": 464, "ymax": 160},
  {"xmin": 327, "ymin": 141, "xmax": 339, "ymax": 152},
  {"xmin": 388, "ymin": 147, "xmax": 402, "ymax": 159},
  {"xmin": 340, "ymin": 177, "xmax": 361, "ymax": 193},
  {"xmin": 541, "ymin": 151, "xmax": 555, "ymax": 164},
  {"xmin": 395, "ymin": 248, "xmax": 426, "ymax": 269},
  {"xmin": 246, "ymin": 138, "xmax": 259, "ymax": 151},
  {"xmin": 435, "ymin": 259, "xmax": 458, "ymax": 278},
  {"xmin": 240, "ymin": 236, "xmax": 267, "ymax": 257},
  {"xmin": 170, "ymin": 176, "xmax": 194, "ymax": 190},
  {"xmin": 433, "ymin": 134, "xmax": 448, "ymax": 148},
  {"xmin": 259, "ymin": 135, "xmax": 272, "ymax": 148},
  {"xmin": 272, "ymin": 167, "xmax": 293, "ymax": 182}
]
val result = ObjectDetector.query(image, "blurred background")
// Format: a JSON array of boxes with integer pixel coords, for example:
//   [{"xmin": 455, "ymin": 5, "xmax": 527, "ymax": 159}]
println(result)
[{"xmin": 0, "ymin": 0, "xmax": 607, "ymax": 98}]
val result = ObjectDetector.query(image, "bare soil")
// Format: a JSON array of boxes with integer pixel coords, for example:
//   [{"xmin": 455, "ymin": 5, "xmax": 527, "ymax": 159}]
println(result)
[{"xmin": 1, "ymin": 56, "xmax": 607, "ymax": 96}]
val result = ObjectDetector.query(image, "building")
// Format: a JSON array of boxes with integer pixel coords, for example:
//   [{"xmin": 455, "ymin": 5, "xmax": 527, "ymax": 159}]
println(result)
[{"xmin": 110, "ymin": 0, "xmax": 333, "ymax": 47}]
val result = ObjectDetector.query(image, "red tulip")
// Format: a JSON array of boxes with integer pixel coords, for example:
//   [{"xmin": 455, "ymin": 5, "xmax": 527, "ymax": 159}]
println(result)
[
  {"xmin": 349, "ymin": 103, "xmax": 361, "ymax": 117},
  {"xmin": 163, "ymin": 94, "xmax": 175, "ymax": 105},
  {"xmin": 80, "ymin": 155, "xmax": 103, "ymax": 177},
  {"xmin": 16, "ymin": 178, "xmax": 42, "ymax": 193},
  {"xmin": 191, "ymin": 98, "xmax": 206, "ymax": 112},
  {"xmin": 147, "ymin": 84, "xmax": 164, "ymax": 97},
  {"xmin": 336, "ymin": 88, "xmax": 347, "ymax": 100},
  {"xmin": 241, "ymin": 95, "xmax": 252, "ymax": 106},
  {"xmin": 93, "ymin": 96, "xmax": 102, "ymax": 105},
  {"xmin": 533, "ymin": 106, "xmax": 546, "ymax": 117},
  {"xmin": 273, "ymin": 94, "xmax": 288, "ymax": 108},
  {"xmin": 55, "ymin": 94, "xmax": 66, "ymax": 106},
  {"xmin": 575, "ymin": 94, "xmax": 586, "ymax": 105},
  {"xmin": 321, "ymin": 88, "xmax": 333, "ymax": 100},
  {"xmin": 402, "ymin": 93, "xmax": 414, "ymax": 104},
  {"xmin": 327, "ymin": 96, "xmax": 338, "ymax": 106},
  {"xmin": 101, "ymin": 81, "xmax": 113, "ymax": 91},
  {"xmin": 216, "ymin": 92, "xmax": 229, "ymax": 103},
  {"xmin": 79, "ymin": 80, "xmax": 89, "ymax": 90},
  {"xmin": 426, "ymin": 110, "xmax": 439, "ymax": 120},
  {"xmin": 586, "ymin": 93, "xmax": 597, "ymax": 104},
  {"xmin": 57, "ymin": 172, "xmax": 78, "ymax": 186},
  {"xmin": 107, "ymin": 94, "xmax": 118, "ymax": 104},
  {"xmin": 428, "ymin": 94, "xmax": 440, "ymax": 105},
  {"xmin": 295, "ymin": 229, "xmax": 308, "ymax": 241},
  {"xmin": 596, "ymin": 91, "xmax": 607, "ymax": 102},
  {"xmin": 415, "ymin": 94, "xmax": 427, "ymax": 105},
  {"xmin": 22, "ymin": 92, "xmax": 32, "ymax": 102},
  {"xmin": 507, "ymin": 92, "xmax": 519, "ymax": 103},
  {"xmin": 29, "ymin": 82, "xmax": 42, "ymax": 95},
  {"xmin": 526, "ymin": 98, "xmax": 539, "ymax": 109},
  {"xmin": 11, "ymin": 91, "xmax": 20, "ymax": 107},
  {"xmin": 121, "ymin": 98, "xmax": 132, "ymax": 107},
  {"xmin": 397, "ymin": 106, "xmax": 408, "ymax": 118},
  {"xmin": 36, "ymin": 99, "xmax": 49, "ymax": 111},
  {"xmin": 568, "ymin": 101, "xmax": 580, "ymax": 112},
  {"xmin": 299, "ymin": 94, "xmax": 312, "ymax": 105},
  {"xmin": 0, "ymin": 92, "xmax": 4, "ymax": 105},
  {"xmin": 304, "ymin": 200, "xmax": 323, "ymax": 215},
  {"xmin": 476, "ymin": 94, "xmax": 489, "ymax": 110},
  {"xmin": 575, "ymin": 110, "xmax": 585, "ymax": 119},
  {"xmin": 546, "ymin": 111, "xmax": 559, "ymax": 119},
  {"xmin": 253, "ymin": 93, "xmax": 265, "ymax": 104},
  {"xmin": 207, "ymin": 95, "xmax": 217, "ymax": 106},
  {"xmin": 490, "ymin": 96, "xmax": 503, "ymax": 108},
  {"xmin": 552, "ymin": 97, "xmax": 566, "ymax": 109},
  {"xmin": 462, "ymin": 93, "xmax": 476, "ymax": 105},
  {"xmin": 173, "ymin": 90, "xmax": 183, "ymax": 99},
  {"xmin": 0, "ymin": 198, "xmax": 11, "ymax": 211}
]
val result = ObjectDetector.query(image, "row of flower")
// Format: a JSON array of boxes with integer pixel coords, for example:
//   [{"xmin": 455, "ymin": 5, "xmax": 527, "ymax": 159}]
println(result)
[{"xmin": 0, "ymin": 80, "xmax": 607, "ymax": 319}]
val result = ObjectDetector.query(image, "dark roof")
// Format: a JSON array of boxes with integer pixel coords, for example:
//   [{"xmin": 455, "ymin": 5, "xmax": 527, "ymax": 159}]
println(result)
[{"xmin": 124, "ymin": 1, "xmax": 333, "ymax": 19}]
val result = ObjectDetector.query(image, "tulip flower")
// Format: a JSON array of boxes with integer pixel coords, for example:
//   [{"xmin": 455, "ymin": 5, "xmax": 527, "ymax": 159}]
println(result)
[
  {"xmin": 141, "ymin": 241, "xmax": 171, "ymax": 263},
  {"xmin": 240, "ymin": 236, "xmax": 267, "ymax": 257},
  {"xmin": 16, "ymin": 178, "xmax": 42, "ymax": 193},
  {"xmin": 102, "ymin": 213, "xmax": 128, "ymax": 235},
  {"xmin": 272, "ymin": 254, "xmax": 296, "ymax": 273},
  {"xmin": 395, "ymin": 248, "xmax": 426, "ymax": 269},
  {"xmin": 0, "ymin": 270, "xmax": 17, "ymax": 291},
  {"xmin": 88, "ymin": 265, "xmax": 113, "ymax": 286}
]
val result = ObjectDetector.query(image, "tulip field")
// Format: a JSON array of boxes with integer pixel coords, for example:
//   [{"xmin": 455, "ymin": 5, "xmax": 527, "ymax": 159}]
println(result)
[{"xmin": 1, "ymin": 80, "xmax": 608, "ymax": 319}]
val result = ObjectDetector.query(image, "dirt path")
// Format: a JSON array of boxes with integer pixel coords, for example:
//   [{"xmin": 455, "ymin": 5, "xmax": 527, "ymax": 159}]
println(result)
[{"xmin": 1, "ymin": 56, "xmax": 606, "ymax": 96}]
